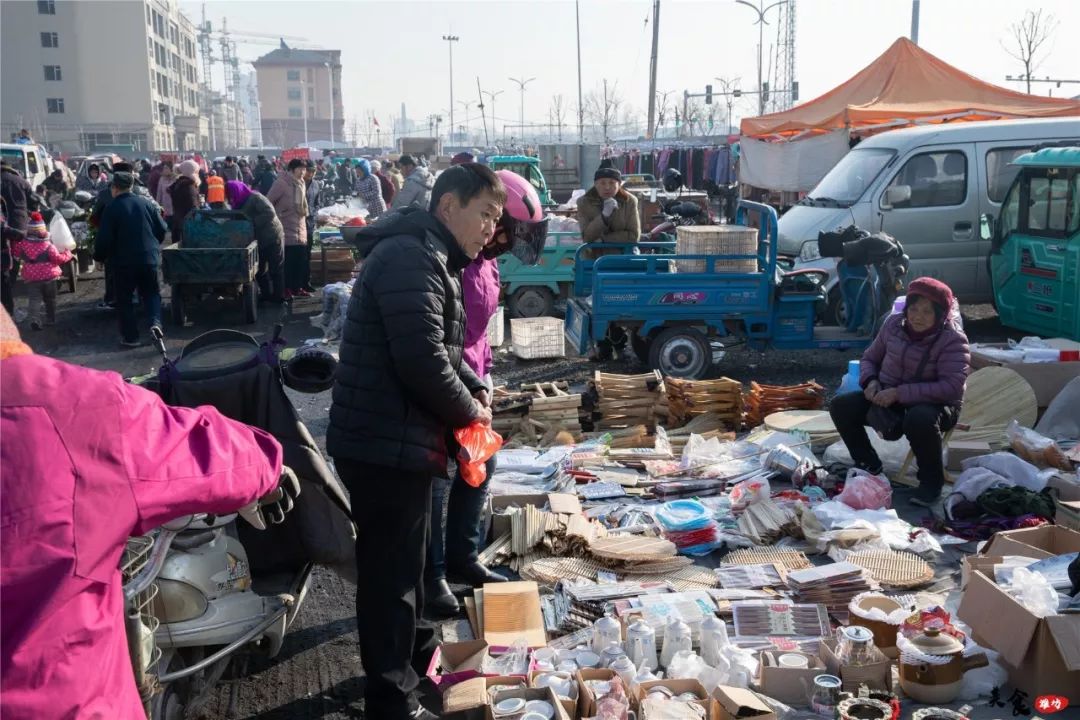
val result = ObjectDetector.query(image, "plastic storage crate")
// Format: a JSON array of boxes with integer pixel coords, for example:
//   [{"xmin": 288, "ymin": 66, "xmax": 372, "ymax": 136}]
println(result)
[
  {"xmin": 486, "ymin": 306, "xmax": 505, "ymax": 348},
  {"xmin": 511, "ymin": 316, "xmax": 564, "ymax": 359}
]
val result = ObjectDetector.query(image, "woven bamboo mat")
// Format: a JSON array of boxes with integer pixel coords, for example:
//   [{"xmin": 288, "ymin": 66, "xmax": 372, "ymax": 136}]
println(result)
[
  {"xmin": 590, "ymin": 535, "xmax": 677, "ymax": 562},
  {"xmin": 721, "ymin": 546, "xmax": 812, "ymax": 572},
  {"xmin": 848, "ymin": 549, "xmax": 934, "ymax": 589}
]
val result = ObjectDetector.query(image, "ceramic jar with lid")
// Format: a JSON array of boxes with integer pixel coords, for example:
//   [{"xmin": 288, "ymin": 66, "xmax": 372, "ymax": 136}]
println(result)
[
  {"xmin": 592, "ymin": 615, "xmax": 622, "ymax": 653},
  {"xmin": 626, "ymin": 619, "xmax": 658, "ymax": 671},
  {"xmin": 899, "ymin": 628, "xmax": 989, "ymax": 704}
]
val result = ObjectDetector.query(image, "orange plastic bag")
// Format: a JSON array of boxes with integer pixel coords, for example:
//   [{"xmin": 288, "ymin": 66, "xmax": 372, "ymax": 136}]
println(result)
[{"xmin": 454, "ymin": 421, "xmax": 503, "ymax": 487}]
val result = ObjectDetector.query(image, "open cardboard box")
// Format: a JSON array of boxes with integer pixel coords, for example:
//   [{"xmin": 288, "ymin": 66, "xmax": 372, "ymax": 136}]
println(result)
[
  {"xmin": 753, "ymin": 651, "xmax": 826, "ymax": 706},
  {"xmin": 958, "ymin": 569, "xmax": 1080, "ymax": 703},
  {"xmin": 426, "ymin": 640, "xmax": 522, "ymax": 690},
  {"xmin": 970, "ymin": 338, "xmax": 1080, "ymax": 409},
  {"xmin": 1056, "ymin": 499, "xmax": 1080, "ymax": 531},
  {"xmin": 575, "ymin": 668, "xmax": 620, "ymax": 718},
  {"xmin": 819, "ymin": 638, "xmax": 894, "ymax": 693},
  {"xmin": 443, "ymin": 676, "xmax": 527, "ymax": 720},
  {"xmin": 488, "ymin": 492, "xmax": 581, "ymax": 540},
  {"xmin": 528, "ymin": 669, "xmax": 578, "ymax": 720},
  {"xmin": 1049, "ymin": 473, "xmax": 1080, "ymax": 502},
  {"xmin": 981, "ymin": 524, "xmax": 1080, "ymax": 560},
  {"xmin": 712, "ymin": 685, "xmax": 778, "ymax": 720},
  {"xmin": 638, "ymin": 679, "xmax": 715, "ymax": 720},
  {"xmin": 487, "ymin": 686, "xmax": 572, "ymax": 720}
]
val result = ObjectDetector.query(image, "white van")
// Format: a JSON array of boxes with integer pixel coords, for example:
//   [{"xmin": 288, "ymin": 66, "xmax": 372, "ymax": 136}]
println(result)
[
  {"xmin": 779, "ymin": 118, "xmax": 1080, "ymax": 321},
  {"xmin": 0, "ymin": 143, "xmax": 54, "ymax": 192}
]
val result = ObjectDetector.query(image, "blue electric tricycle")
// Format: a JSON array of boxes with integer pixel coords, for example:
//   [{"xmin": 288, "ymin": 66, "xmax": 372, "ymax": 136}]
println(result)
[{"xmin": 564, "ymin": 200, "xmax": 909, "ymax": 379}]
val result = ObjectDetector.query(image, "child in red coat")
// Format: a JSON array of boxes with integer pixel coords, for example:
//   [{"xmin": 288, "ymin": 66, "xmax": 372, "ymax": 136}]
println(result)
[{"xmin": 13, "ymin": 212, "xmax": 72, "ymax": 329}]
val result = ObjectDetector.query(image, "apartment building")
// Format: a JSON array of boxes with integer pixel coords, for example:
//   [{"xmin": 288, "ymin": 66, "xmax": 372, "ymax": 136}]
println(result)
[
  {"xmin": 254, "ymin": 45, "xmax": 343, "ymax": 149},
  {"xmin": 0, "ymin": 0, "xmax": 203, "ymax": 153}
]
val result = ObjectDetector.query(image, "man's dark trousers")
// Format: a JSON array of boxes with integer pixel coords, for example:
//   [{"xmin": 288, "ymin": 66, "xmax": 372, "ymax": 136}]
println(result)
[
  {"xmin": 335, "ymin": 458, "xmax": 438, "ymax": 720},
  {"xmin": 116, "ymin": 265, "xmax": 161, "ymax": 342}
]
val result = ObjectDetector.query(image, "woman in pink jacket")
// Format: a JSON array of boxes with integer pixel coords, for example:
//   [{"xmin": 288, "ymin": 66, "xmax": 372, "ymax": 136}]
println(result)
[
  {"xmin": 0, "ymin": 306, "xmax": 284, "ymax": 720},
  {"xmin": 425, "ymin": 169, "xmax": 549, "ymax": 617}
]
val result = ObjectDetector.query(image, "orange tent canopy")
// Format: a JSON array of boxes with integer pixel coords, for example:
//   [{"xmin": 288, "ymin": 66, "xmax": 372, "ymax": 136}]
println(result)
[{"xmin": 741, "ymin": 37, "xmax": 1080, "ymax": 138}]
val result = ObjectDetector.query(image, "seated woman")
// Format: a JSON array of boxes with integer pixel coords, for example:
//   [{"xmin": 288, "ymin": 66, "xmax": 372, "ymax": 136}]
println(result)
[
  {"xmin": 829, "ymin": 277, "xmax": 970, "ymax": 507},
  {"xmin": 577, "ymin": 164, "xmax": 641, "ymax": 360}
]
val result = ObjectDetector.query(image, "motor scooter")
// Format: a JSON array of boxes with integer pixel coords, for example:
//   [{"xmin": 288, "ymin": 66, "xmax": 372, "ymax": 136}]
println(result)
[{"xmin": 125, "ymin": 326, "xmax": 354, "ymax": 719}]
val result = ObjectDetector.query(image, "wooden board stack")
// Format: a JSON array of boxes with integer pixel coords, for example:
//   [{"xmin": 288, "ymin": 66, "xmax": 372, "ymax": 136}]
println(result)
[
  {"xmin": 591, "ymin": 371, "xmax": 666, "ymax": 430},
  {"xmin": 492, "ymin": 382, "xmax": 583, "ymax": 445},
  {"xmin": 665, "ymin": 377, "xmax": 744, "ymax": 429},
  {"xmin": 745, "ymin": 381, "xmax": 826, "ymax": 426}
]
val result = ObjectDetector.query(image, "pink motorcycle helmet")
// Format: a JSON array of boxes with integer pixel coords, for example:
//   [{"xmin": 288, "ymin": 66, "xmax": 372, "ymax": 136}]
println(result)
[{"xmin": 487, "ymin": 169, "xmax": 548, "ymax": 263}]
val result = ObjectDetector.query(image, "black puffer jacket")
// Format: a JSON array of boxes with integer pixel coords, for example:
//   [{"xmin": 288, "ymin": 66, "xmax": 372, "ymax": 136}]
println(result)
[
  {"xmin": 327, "ymin": 209, "xmax": 485, "ymax": 474},
  {"xmin": 239, "ymin": 192, "xmax": 284, "ymax": 253}
]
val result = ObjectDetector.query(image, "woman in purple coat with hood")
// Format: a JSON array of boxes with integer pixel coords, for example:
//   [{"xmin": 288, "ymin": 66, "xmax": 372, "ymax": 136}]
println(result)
[{"xmin": 830, "ymin": 276, "xmax": 970, "ymax": 507}]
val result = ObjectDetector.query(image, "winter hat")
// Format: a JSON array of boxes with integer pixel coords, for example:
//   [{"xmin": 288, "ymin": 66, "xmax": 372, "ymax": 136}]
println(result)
[
  {"xmin": 451, "ymin": 151, "xmax": 475, "ymax": 166},
  {"xmin": 906, "ymin": 276, "xmax": 954, "ymax": 314},
  {"xmin": 398, "ymin": 154, "xmax": 416, "ymax": 168},
  {"xmin": 370, "ymin": 160, "xmax": 382, "ymax": 172},
  {"xmin": 594, "ymin": 166, "xmax": 622, "ymax": 182},
  {"xmin": 177, "ymin": 160, "xmax": 200, "ymax": 181},
  {"xmin": 27, "ymin": 212, "xmax": 48, "ymax": 239},
  {"xmin": 357, "ymin": 158, "xmax": 371, "ymax": 176},
  {"xmin": 111, "ymin": 172, "xmax": 135, "ymax": 191}
]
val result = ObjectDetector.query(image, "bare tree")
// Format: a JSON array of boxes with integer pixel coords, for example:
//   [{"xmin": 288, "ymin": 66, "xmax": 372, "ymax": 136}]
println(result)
[
  {"xmin": 655, "ymin": 91, "xmax": 673, "ymax": 134},
  {"xmin": 1003, "ymin": 9, "xmax": 1058, "ymax": 94},
  {"xmin": 549, "ymin": 94, "xmax": 568, "ymax": 142},
  {"xmin": 683, "ymin": 98, "xmax": 706, "ymax": 137},
  {"xmin": 584, "ymin": 80, "xmax": 623, "ymax": 143}
]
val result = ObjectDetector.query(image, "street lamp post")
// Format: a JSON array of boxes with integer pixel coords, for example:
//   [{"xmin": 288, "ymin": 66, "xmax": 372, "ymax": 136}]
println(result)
[
  {"xmin": 457, "ymin": 100, "xmax": 473, "ymax": 142},
  {"xmin": 735, "ymin": 0, "xmax": 785, "ymax": 116},
  {"xmin": 324, "ymin": 61, "xmax": 334, "ymax": 146},
  {"xmin": 482, "ymin": 89, "xmax": 504, "ymax": 143},
  {"xmin": 443, "ymin": 35, "xmax": 460, "ymax": 144},
  {"xmin": 300, "ymin": 80, "xmax": 309, "ymax": 145},
  {"xmin": 508, "ymin": 76, "xmax": 535, "ymax": 144}
]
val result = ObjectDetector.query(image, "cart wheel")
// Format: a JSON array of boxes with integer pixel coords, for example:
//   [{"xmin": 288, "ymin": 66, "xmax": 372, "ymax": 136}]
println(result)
[
  {"xmin": 241, "ymin": 282, "xmax": 257, "ymax": 324},
  {"xmin": 649, "ymin": 326, "xmax": 711, "ymax": 380},
  {"xmin": 509, "ymin": 286, "xmax": 554, "ymax": 318},
  {"xmin": 824, "ymin": 286, "xmax": 848, "ymax": 327},
  {"xmin": 630, "ymin": 331, "xmax": 653, "ymax": 364},
  {"xmin": 170, "ymin": 284, "xmax": 186, "ymax": 326},
  {"xmin": 64, "ymin": 260, "xmax": 77, "ymax": 294}
]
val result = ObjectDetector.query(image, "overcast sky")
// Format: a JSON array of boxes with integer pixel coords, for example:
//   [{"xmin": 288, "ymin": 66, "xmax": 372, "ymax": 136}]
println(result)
[{"xmin": 183, "ymin": 0, "xmax": 1079, "ymax": 137}]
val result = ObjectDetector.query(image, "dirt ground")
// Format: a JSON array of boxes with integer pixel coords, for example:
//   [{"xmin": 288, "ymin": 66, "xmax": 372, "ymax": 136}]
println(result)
[{"xmin": 14, "ymin": 273, "xmax": 1032, "ymax": 719}]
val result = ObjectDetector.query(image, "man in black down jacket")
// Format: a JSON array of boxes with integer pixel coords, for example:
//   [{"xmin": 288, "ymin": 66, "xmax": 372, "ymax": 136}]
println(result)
[
  {"xmin": 328, "ymin": 164, "xmax": 505, "ymax": 720},
  {"xmin": 93, "ymin": 173, "xmax": 168, "ymax": 347},
  {"xmin": 1, "ymin": 160, "xmax": 31, "ymax": 313}
]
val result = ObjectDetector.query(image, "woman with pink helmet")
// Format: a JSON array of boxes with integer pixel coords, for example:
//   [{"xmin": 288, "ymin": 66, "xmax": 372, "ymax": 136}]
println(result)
[{"xmin": 426, "ymin": 168, "xmax": 548, "ymax": 616}]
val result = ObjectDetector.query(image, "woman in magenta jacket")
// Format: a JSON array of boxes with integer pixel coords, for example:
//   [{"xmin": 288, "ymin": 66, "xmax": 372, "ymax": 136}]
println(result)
[
  {"xmin": 0, "ymin": 307, "xmax": 284, "ymax": 720},
  {"xmin": 830, "ymin": 276, "xmax": 970, "ymax": 507}
]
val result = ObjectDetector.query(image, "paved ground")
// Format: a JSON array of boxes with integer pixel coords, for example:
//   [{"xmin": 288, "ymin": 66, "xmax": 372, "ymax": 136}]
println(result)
[{"xmin": 14, "ymin": 274, "xmax": 1039, "ymax": 719}]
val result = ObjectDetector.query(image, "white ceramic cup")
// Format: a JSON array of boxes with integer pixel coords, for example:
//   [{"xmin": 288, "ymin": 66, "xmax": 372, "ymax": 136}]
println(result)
[{"xmin": 778, "ymin": 653, "xmax": 810, "ymax": 669}]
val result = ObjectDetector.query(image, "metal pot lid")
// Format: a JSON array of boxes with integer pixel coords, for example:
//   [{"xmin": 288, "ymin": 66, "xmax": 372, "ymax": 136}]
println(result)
[
  {"xmin": 814, "ymin": 674, "xmax": 842, "ymax": 688},
  {"xmin": 840, "ymin": 625, "xmax": 875, "ymax": 643},
  {"xmin": 909, "ymin": 627, "xmax": 964, "ymax": 655}
]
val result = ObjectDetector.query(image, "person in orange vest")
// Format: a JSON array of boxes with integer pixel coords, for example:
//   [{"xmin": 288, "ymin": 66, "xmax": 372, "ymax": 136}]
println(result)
[{"xmin": 206, "ymin": 170, "xmax": 226, "ymax": 209}]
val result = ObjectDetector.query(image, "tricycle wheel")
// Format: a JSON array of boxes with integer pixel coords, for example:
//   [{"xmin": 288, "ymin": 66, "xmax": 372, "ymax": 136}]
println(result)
[
  {"xmin": 63, "ymin": 259, "xmax": 77, "ymax": 293},
  {"xmin": 630, "ymin": 331, "xmax": 652, "ymax": 364},
  {"xmin": 649, "ymin": 326, "xmax": 711, "ymax": 379},
  {"xmin": 241, "ymin": 282, "xmax": 257, "ymax": 324},
  {"xmin": 170, "ymin": 284, "xmax": 186, "ymax": 326},
  {"xmin": 824, "ymin": 286, "xmax": 848, "ymax": 327},
  {"xmin": 509, "ymin": 286, "xmax": 554, "ymax": 318}
]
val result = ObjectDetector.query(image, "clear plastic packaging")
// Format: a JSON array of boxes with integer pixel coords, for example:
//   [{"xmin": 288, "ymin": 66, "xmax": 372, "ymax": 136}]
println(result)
[
  {"xmin": 837, "ymin": 469, "xmax": 892, "ymax": 510},
  {"xmin": 1005, "ymin": 566, "xmax": 1061, "ymax": 618},
  {"xmin": 1006, "ymin": 420, "xmax": 1073, "ymax": 471},
  {"xmin": 48, "ymin": 214, "xmax": 76, "ymax": 251}
]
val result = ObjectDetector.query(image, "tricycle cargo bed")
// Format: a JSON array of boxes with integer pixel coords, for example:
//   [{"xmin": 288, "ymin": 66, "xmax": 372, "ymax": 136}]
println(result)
[
  {"xmin": 162, "ymin": 242, "xmax": 258, "ymax": 285},
  {"xmin": 181, "ymin": 210, "xmax": 255, "ymax": 249}
]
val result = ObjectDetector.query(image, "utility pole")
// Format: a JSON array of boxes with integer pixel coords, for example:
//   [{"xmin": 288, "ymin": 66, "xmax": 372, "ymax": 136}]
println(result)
[
  {"xmin": 646, "ymin": 0, "xmax": 661, "ymax": 139},
  {"xmin": 458, "ymin": 100, "xmax": 473, "ymax": 140},
  {"xmin": 482, "ymin": 89, "xmax": 504, "ymax": 143},
  {"xmin": 443, "ymin": 34, "xmax": 459, "ymax": 144},
  {"xmin": 509, "ymin": 76, "xmax": 535, "ymax": 144},
  {"xmin": 910, "ymin": 0, "xmax": 920, "ymax": 45},
  {"xmin": 576, "ymin": 0, "xmax": 584, "ymax": 142},
  {"xmin": 736, "ymin": 0, "xmax": 786, "ymax": 116},
  {"xmin": 476, "ymin": 78, "xmax": 490, "ymax": 146}
]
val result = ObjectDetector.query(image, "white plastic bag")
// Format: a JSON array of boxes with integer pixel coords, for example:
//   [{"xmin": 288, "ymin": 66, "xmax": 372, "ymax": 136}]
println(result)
[
  {"xmin": 48, "ymin": 214, "xmax": 76, "ymax": 252},
  {"xmin": 824, "ymin": 433, "xmax": 912, "ymax": 476},
  {"xmin": 961, "ymin": 452, "xmax": 1054, "ymax": 492},
  {"xmin": 1006, "ymin": 567, "xmax": 1060, "ymax": 618}
]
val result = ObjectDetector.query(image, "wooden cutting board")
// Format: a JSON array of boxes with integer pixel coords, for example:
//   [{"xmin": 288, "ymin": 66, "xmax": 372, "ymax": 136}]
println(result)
[{"xmin": 764, "ymin": 410, "xmax": 836, "ymax": 434}]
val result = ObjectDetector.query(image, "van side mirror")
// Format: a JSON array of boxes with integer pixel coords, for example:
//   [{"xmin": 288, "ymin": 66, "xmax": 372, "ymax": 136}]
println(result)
[
  {"xmin": 979, "ymin": 213, "xmax": 994, "ymax": 242},
  {"xmin": 882, "ymin": 185, "xmax": 911, "ymax": 209}
]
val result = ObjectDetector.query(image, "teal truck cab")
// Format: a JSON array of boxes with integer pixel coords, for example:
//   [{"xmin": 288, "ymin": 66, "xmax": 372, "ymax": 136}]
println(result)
[
  {"xmin": 488, "ymin": 155, "xmax": 553, "ymax": 206},
  {"xmin": 987, "ymin": 145, "xmax": 1080, "ymax": 341}
]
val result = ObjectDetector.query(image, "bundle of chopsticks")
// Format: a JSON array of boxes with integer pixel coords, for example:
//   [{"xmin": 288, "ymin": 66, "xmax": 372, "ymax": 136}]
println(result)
[
  {"xmin": 745, "ymin": 381, "xmax": 825, "ymax": 426},
  {"xmin": 665, "ymin": 377, "xmax": 743, "ymax": 429},
  {"xmin": 736, "ymin": 498, "xmax": 801, "ymax": 545}
]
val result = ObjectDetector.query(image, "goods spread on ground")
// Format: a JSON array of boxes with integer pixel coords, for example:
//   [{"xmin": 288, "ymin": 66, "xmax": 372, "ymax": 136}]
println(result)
[{"xmin": 434, "ymin": 364, "xmax": 1080, "ymax": 719}]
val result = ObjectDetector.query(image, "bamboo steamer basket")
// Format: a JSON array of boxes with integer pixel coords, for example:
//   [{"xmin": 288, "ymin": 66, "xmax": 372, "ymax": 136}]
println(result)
[{"xmin": 675, "ymin": 225, "xmax": 758, "ymax": 274}]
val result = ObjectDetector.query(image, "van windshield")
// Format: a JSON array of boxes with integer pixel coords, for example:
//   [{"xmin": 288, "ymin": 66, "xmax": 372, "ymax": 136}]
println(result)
[
  {"xmin": 802, "ymin": 147, "xmax": 895, "ymax": 207},
  {"xmin": 0, "ymin": 148, "xmax": 27, "ymax": 178}
]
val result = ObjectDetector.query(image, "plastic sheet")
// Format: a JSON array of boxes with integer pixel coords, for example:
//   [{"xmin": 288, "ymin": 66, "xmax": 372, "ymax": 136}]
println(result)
[
  {"xmin": 454, "ymin": 422, "xmax": 504, "ymax": 487},
  {"xmin": 960, "ymin": 452, "xmax": 1055, "ymax": 492},
  {"xmin": 483, "ymin": 638, "xmax": 530, "ymax": 675},
  {"xmin": 48, "ymin": 214, "xmax": 76, "ymax": 252},
  {"xmin": 1035, "ymin": 376, "xmax": 1080, "ymax": 442},
  {"xmin": 837, "ymin": 469, "xmax": 892, "ymax": 510},
  {"xmin": 824, "ymin": 433, "xmax": 913, "ymax": 476},
  {"xmin": 1005, "ymin": 567, "xmax": 1060, "ymax": 618}
]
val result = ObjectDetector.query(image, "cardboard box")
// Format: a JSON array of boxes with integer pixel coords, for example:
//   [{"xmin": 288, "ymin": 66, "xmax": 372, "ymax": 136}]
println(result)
[
  {"xmin": 1056, "ymin": 499, "xmax": 1080, "ymax": 531},
  {"xmin": 946, "ymin": 440, "xmax": 992, "ymax": 472},
  {"xmin": 819, "ymin": 639, "xmax": 893, "ymax": 693},
  {"xmin": 529, "ymin": 670, "xmax": 578, "ymax": 720},
  {"xmin": 754, "ymin": 651, "xmax": 827, "ymax": 706},
  {"xmin": 444, "ymin": 676, "xmax": 527, "ymax": 719},
  {"xmin": 483, "ymin": 581, "xmax": 547, "ymax": 648},
  {"xmin": 712, "ymin": 685, "xmax": 778, "ymax": 720},
  {"xmin": 958, "ymin": 569, "xmax": 1080, "ymax": 704},
  {"xmin": 960, "ymin": 554, "xmax": 1004, "ymax": 590},
  {"xmin": 638, "ymin": 679, "xmax": 714, "ymax": 720},
  {"xmin": 981, "ymin": 525, "xmax": 1080, "ymax": 560},
  {"xmin": 970, "ymin": 339, "xmax": 1080, "ymax": 409},
  {"xmin": 1049, "ymin": 473, "xmax": 1080, "ymax": 502},
  {"xmin": 575, "ymin": 668, "xmax": 618, "ymax": 718},
  {"xmin": 426, "ymin": 640, "xmax": 505, "ymax": 689},
  {"xmin": 488, "ymin": 687, "xmax": 572, "ymax": 720}
]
